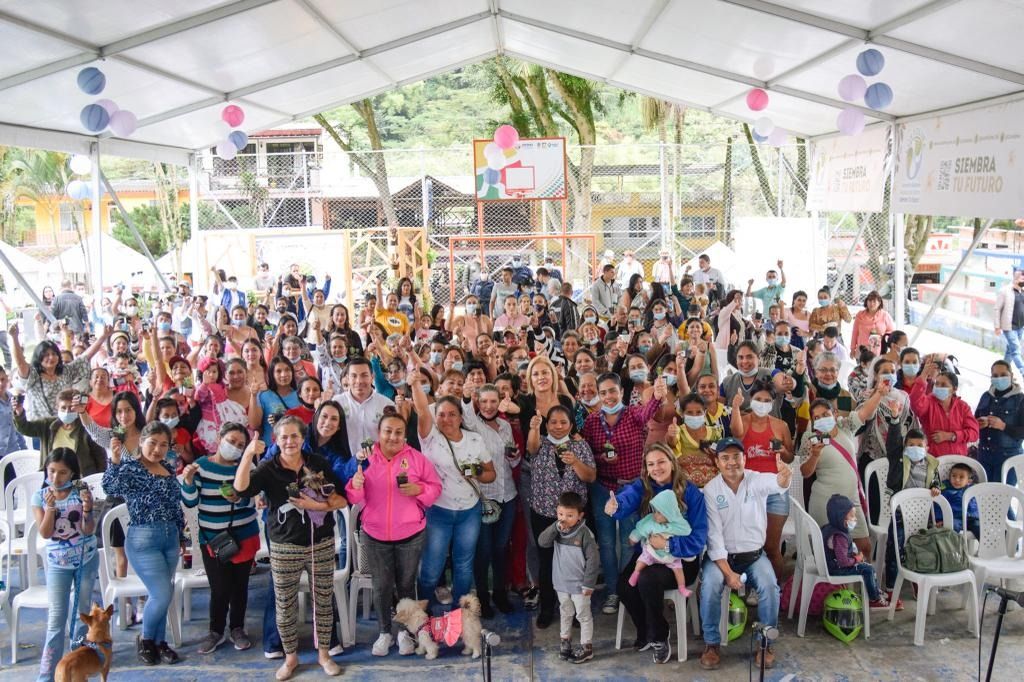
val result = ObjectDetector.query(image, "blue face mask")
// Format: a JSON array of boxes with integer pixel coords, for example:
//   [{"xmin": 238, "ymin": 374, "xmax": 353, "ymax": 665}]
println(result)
[
  {"xmin": 160, "ymin": 416, "xmax": 179, "ymax": 429},
  {"xmin": 157, "ymin": 321, "xmax": 171, "ymax": 332},
  {"xmin": 451, "ymin": 361, "xmax": 464, "ymax": 372},
  {"xmin": 813, "ymin": 416, "xmax": 836, "ymax": 433},
  {"xmin": 905, "ymin": 445, "xmax": 927, "ymax": 462},
  {"xmin": 429, "ymin": 351, "xmax": 442, "ymax": 364},
  {"xmin": 932, "ymin": 386, "xmax": 951, "ymax": 401},
  {"xmin": 817, "ymin": 380, "xmax": 838, "ymax": 391},
  {"xmin": 902, "ymin": 363, "xmax": 920, "ymax": 377},
  {"xmin": 846, "ymin": 519, "xmax": 857, "ymax": 531},
  {"xmin": 683, "ymin": 413, "xmax": 705, "ymax": 430},
  {"xmin": 52, "ymin": 480, "xmax": 73, "ymax": 491},
  {"xmin": 653, "ymin": 312, "xmax": 666, "ymax": 321},
  {"xmin": 739, "ymin": 367, "xmax": 759, "ymax": 378},
  {"xmin": 818, "ymin": 297, "xmax": 831, "ymax": 307},
  {"xmin": 601, "ymin": 402, "xmax": 624, "ymax": 415},
  {"xmin": 663, "ymin": 373, "xmax": 677, "ymax": 387},
  {"xmin": 419, "ymin": 383, "xmax": 431, "ymax": 395},
  {"xmin": 629, "ymin": 370, "xmax": 647, "ymax": 383},
  {"xmin": 879, "ymin": 373, "xmax": 897, "ymax": 386},
  {"xmin": 992, "ymin": 376, "xmax": 1012, "ymax": 392},
  {"xmin": 767, "ymin": 277, "xmax": 778, "ymax": 286},
  {"xmin": 774, "ymin": 336, "xmax": 788, "ymax": 348},
  {"xmin": 637, "ymin": 344, "xmax": 651, "ymax": 354}
]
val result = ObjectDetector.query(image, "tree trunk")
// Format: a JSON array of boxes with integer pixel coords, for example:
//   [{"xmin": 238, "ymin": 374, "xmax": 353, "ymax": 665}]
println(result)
[
  {"xmin": 742, "ymin": 124, "xmax": 777, "ymax": 217},
  {"xmin": 672, "ymin": 106, "xmax": 685, "ymax": 225}
]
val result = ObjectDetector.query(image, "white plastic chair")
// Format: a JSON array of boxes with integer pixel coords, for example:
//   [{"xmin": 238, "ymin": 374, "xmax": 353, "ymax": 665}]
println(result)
[
  {"xmin": 175, "ymin": 505, "xmax": 209, "ymax": 626},
  {"xmin": 1001, "ymin": 454, "xmax": 1024, "ymax": 550},
  {"xmin": 864, "ymin": 459, "xmax": 891, "ymax": 583},
  {"xmin": 99, "ymin": 504, "xmax": 182, "ymax": 646},
  {"xmin": 886, "ymin": 488, "xmax": 979, "ymax": 646},
  {"xmin": 791, "ymin": 505, "xmax": 871, "ymax": 638},
  {"xmin": 0, "ymin": 450, "xmax": 40, "ymax": 496},
  {"xmin": 936, "ymin": 455, "xmax": 987, "ymax": 485},
  {"xmin": 2, "ymin": 471, "xmax": 44, "ymax": 585},
  {"xmin": 1001, "ymin": 454, "xmax": 1024, "ymax": 489},
  {"xmin": 297, "ymin": 507, "xmax": 353, "ymax": 647},
  {"xmin": 81, "ymin": 473, "xmax": 106, "ymax": 501},
  {"xmin": 10, "ymin": 521, "xmax": 51, "ymax": 662},
  {"xmin": 963, "ymin": 483, "xmax": 1024, "ymax": 598},
  {"xmin": 348, "ymin": 504, "xmax": 375, "ymax": 645},
  {"xmin": 255, "ymin": 512, "xmax": 270, "ymax": 563},
  {"xmin": 615, "ymin": 581, "xmax": 699, "ymax": 662}
]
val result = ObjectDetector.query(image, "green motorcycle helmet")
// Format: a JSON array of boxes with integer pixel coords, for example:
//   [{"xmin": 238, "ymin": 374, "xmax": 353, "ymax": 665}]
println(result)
[
  {"xmin": 823, "ymin": 588, "xmax": 863, "ymax": 643},
  {"xmin": 727, "ymin": 592, "xmax": 748, "ymax": 642}
]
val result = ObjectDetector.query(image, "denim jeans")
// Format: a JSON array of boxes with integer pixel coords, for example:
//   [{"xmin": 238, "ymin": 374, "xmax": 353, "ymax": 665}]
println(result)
[
  {"xmin": 37, "ymin": 552, "xmax": 99, "ymax": 682},
  {"xmin": 589, "ymin": 482, "xmax": 637, "ymax": 598},
  {"xmin": 125, "ymin": 523, "xmax": 179, "ymax": 643},
  {"xmin": 700, "ymin": 555, "xmax": 780, "ymax": 646},
  {"xmin": 418, "ymin": 502, "xmax": 482, "ymax": 609},
  {"xmin": 1003, "ymin": 327, "xmax": 1024, "ymax": 376},
  {"xmin": 833, "ymin": 562, "xmax": 882, "ymax": 601},
  {"xmin": 473, "ymin": 498, "xmax": 517, "ymax": 604}
]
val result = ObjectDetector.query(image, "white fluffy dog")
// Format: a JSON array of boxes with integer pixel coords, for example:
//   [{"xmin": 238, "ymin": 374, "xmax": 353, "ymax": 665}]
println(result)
[{"xmin": 393, "ymin": 594, "xmax": 483, "ymax": 660}]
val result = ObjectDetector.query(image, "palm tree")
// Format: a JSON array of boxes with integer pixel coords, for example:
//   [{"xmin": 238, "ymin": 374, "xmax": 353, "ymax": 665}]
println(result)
[{"xmin": 640, "ymin": 97, "xmax": 686, "ymax": 229}]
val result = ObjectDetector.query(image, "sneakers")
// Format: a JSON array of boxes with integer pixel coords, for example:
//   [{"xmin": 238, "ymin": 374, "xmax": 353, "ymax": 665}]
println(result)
[
  {"xmin": 197, "ymin": 631, "xmax": 225, "ymax": 655},
  {"xmin": 571, "ymin": 643, "xmax": 593, "ymax": 664},
  {"xmin": 397, "ymin": 629, "xmax": 416, "ymax": 656},
  {"xmin": 651, "ymin": 639, "xmax": 672, "ymax": 664},
  {"xmin": 522, "ymin": 587, "xmax": 540, "ymax": 610},
  {"xmin": 559, "ymin": 638, "xmax": 573, "ymax": 661},
  {"xmin": 755, "ymin": 645, "xmax": 775, "ymax": 669},
  {"xmin": 885, "ymin": 590, "xmax": 905, "ymax": 611},
  {"xmin": 435, "ymin": 586, "xmax": 453, "ymax": 605},
  {"xmin": 157, "ymin": 641, "xmax": 181, "ymax": 665},
  {"xmin": 699, "ymin": 644, "xmax": 721, "ymax": 670},
  {"xmin": 371, "ymin": 632, "xmax": 393, "ymax": 656},
  {"xmin": 264, "ymin": 649, "xmax": 285, "ymax": 660},
  {"xmin": 230, "ymin": 627, "xmax": 252, "ymax": 651},
  {"xmin": 869, "ymin": 596, "xmax": 891, "ymax": 610},
  {"xmin": 137, "ymin": 636, "xmax": 158, "ymax": 666},
  {"xmin": 328, "ymin": 643, "xmax": 345, "ymax": 657},
  {"xmin": 633, "ymin": 639, "xmax": 653, "ymax": 652},
  {"xmin": 601, "ymin": 594, "xmax": 619, "ymax": 615}
]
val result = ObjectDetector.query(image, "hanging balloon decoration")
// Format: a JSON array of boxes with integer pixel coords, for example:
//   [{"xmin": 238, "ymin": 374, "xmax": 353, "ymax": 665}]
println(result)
[
  {"xmin": 837, "ymin": 74, "xmax": 867, "ymax": 102},
  {"xmin": 215, "ymin": 105, "xmax": 249, "ymax": 159},
  {"xmin": 745, "ymin": 88, "xmax": 769, "ymax": 112},
  {"xmin": 215, "ymin": 139, "xmax": 238, "ymax": 161},
  {"xmin": 746, "ymin": 57, "xmax": 779, "ymax": 145},
  {"xmin": 767, "ymin": 127, "xmax": 788, "ymax": 147},
  {"xmin": 222, "ymin": 105, "xmax": 245, "ymax": 128},
  {"xmin": 836, "ymin": 108, "xmax": 866, "ymax": 136},
  {"xmin": 77, "ymin": 67, "xmax": 106, "ymax": 95},
  {"xmin": 856, "ymin": 49, "xmax": 885, "ymax": 77},
  {"xmin": 864, "ymin": 82, "xmax": 894, "ymax": 111},
  {"xmin": 753, "ymin": 116, "xmax": 775, "ymax": 138},
  {"xmin": 752, "ymin": 55, "xmax": 775, "ymax": 80},
  {"xmin": 109, "ymin": 110, "xmax": 138, "ymax": 137},
  {"xmin": 836, "ymin": 47, "xmax": 894, "ymax": 134},
  {"xmin": 493, "ymin": 124, "xmax": 519, "ymax": 149},
  {"xmin": 477, "ymin": 125, "xmax": 521, "ymax": 199},
  {"xmin": 65, "ymin": 180, "xmax": 92, "ymax": 201},
  {"xmin": 80, "ymin": 104, "xmax": 110, "ymax": 133},
  {"xmin": 69, "ymin": 155, "xmax": 92, "ymax": 176},
  {"xmin": 76, "ymin": 66, "xmax": 138, "ymax": 137},
  {"xmin": 228, "ymin": 130, "xmax": 249, "ymax": 151}
]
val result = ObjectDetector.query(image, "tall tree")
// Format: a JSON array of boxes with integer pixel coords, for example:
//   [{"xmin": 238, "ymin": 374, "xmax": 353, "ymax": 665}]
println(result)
[{"xmin": 640, "ymin": 97, "xmax": 687, "ymax": 229}]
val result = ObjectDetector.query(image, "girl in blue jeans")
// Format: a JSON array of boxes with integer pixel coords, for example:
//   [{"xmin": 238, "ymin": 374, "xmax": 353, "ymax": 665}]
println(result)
[
  {"xmin": 101, "ymin": 420, "xmax": 184, "ymax": 666},
  {"xmin": 30, "ymin": 448, "xmax": 99, "ymax": 682}
]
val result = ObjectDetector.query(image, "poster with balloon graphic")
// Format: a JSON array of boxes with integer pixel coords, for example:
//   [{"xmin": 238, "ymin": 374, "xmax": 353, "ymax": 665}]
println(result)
[{"xmin": 473, "ymin": 136, "xmax": 567, "ymax": 201}]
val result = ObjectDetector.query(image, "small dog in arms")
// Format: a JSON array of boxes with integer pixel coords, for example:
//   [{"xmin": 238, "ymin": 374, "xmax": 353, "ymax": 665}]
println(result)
[
  {"xmin": 55, "ymin": 603, "xmax": 115, "ymax": 682},
  {"xmin": 393, "ymin": 594, "xmax": 483, "ymax": 659}
]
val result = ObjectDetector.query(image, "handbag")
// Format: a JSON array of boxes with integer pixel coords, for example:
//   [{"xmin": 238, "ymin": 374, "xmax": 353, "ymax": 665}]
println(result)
[
  {"xmin": 207, "ymin": 498, "xmax": 240, "ymax": 562},
  {"xmin": 443, "ymin": 435, "xmax": 501, "ymax": 525}
]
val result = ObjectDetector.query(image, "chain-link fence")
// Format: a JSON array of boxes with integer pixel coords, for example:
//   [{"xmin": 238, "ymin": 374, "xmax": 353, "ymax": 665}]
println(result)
[{"xmin": 193, "ymin": 139, "xmax": 812, "ymax": 309}]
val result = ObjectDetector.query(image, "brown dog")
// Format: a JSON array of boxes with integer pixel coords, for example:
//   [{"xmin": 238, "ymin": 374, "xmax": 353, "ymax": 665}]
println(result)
[{"xmin": 54, "ymin": 603, "xmax": 114, "ymax": 682}]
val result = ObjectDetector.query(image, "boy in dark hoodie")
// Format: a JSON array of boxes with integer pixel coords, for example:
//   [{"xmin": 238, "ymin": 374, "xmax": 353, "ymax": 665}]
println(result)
[
  {"xmin": 821, "ymin": 494, "xmax": 887, "ymax": 608},
  {"xmin": 936, "ymin": 463, "xmax": 980, "ymax": 538}
]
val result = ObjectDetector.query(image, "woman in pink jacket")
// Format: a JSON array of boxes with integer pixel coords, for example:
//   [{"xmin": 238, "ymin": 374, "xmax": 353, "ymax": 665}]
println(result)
[
  {"xmin": 850, "ymin": 291, "xmax": 895, "ymax": 352},
  {"xmin": 908, "ymin": 362, "xmax": 980, "ymax": 457},
  {"xmin": 345, "ymin": 411, "xmax": 441, "ymax": 657}
]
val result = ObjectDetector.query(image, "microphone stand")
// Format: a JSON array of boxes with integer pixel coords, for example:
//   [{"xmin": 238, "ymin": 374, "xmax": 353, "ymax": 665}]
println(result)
[
  {"xmin": 480, "ymin": 630, "xmax": 500, "ymax": 682},
  {"xmin": 985, "ymin": 593, "xmax": 1010, "ymax": 682}
]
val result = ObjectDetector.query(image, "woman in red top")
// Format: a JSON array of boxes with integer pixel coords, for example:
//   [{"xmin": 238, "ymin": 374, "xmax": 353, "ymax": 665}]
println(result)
[
  {"xmin": 730, "ymin": 380, "xmax": 794, "ymax": 581},
  {"xmin": 86, "ymin": 367, "xmax": 113, "ymax": 427},
  {"xmin": 909, "ymin": 362, "xmax": 980, "ymax": 457},
  {"xmin": 285, "ymin": 376, "xmax": 322, "ymax": 425}
]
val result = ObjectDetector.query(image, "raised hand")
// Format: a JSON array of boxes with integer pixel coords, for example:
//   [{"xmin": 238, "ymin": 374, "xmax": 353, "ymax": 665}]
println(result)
[
  {"xmin": 666, "ymin": 417, "xmax": 680, "ymax": 443},
  {"xmin": 653, "ymin": 376, "xmax": 668, "ymax": 401},
  {"xmin": 182, "ymin": 462, "xmax": 200, "ymax": 486},
  {"xmin": 529, "ymin": 414, "xmax": 543, "ymax": 432},
  {"xmin": 731, "ymin": 391, "xmax": 744, "ymax": 415},
  {"xmin": 604, "ymin": 490, "xmax": 618, "ymax": 516},
  {"xmin": 351, "ymin": 466, "xmax": 365, "ymax": 490},
  {"xmin": 775, "ymin": 452, "xmax": 792, "ymax": 489}
]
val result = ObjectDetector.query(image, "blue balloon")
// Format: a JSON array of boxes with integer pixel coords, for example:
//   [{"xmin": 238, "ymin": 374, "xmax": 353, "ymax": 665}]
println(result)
[
  {"xmin": 856, "ymin": 49, "xmax": 885, "ymax": 77},
  {"xmin": 864, "ymin": 82, "xmax": 893, "ymax": 110},
  {"xmin": 752, "ymin": 131, "xmax": 768, "ymax": 143},
  {"xmin": 483, "ymin": 167, "xmax": 500, "ymax": 185},
  {"xmin": 77, "ymin": 67, "xmax": 106, "ymax": 95},
  {"xmin": 80, "ymin": 104, "xmax": 110, "ymax": 132},
  {"xmin": 228, "ymin": 130, "xmax": 249, "ymax": 151}
]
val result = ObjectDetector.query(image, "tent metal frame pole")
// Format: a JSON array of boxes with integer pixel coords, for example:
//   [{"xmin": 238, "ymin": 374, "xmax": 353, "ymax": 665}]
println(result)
[
  {"xmin": 833, "ymin": 213, "xmax": 868, "ymax": 298},
  {"xmin": 889, "ymin": 123, "xmax": 906, "ymax": 324},
  {"xmin": 188, "ymin": 155, "xmax": 202, "ymax": 291},
  {"xmin": 100, "ymin": 170, "xmax": 172, "ymax": 292},
  {"xmin": 0, "ymin": 251, "xmax": 56, "ymax": 325},
  {"xmin": 91, "ymin": 142, "xmax": 103, "ymax": 312},
  {"xmin": 909, "ymin": 218, "xmax": 994, "ymax": 346}
]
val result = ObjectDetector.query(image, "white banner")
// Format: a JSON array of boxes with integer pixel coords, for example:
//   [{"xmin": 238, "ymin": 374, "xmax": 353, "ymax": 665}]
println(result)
[
  {"xmin": 807, "ymin": 126, "xmax": 889, "ymax": 212},
  {"xmin": 893, "ymin": 99, "xmax": 1024, "ymax": 218}
]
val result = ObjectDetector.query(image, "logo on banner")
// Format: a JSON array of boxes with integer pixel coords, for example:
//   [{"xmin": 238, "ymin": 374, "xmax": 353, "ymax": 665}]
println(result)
[{"xmin": 905, "ymin": 128, "xmax": 925, "ymax": 180}]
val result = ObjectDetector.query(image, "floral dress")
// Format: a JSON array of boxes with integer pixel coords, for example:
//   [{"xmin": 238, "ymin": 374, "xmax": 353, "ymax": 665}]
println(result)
[{"xmin": 529, "ymin": 439, "xmax": 595, "ymax": 518}]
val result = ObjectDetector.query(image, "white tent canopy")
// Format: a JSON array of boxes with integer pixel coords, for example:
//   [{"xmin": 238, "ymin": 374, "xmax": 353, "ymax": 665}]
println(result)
[
  {"xmin": 0, "ymin": 239, "xmax": 50, "ymax": 303},
  {"xmin": 0, "ymin": 0, "xmax": 1022, "ymax": 162},
  {"xmin": 53, "ymin": 232, "xmax": 150, "ymax": 283}
]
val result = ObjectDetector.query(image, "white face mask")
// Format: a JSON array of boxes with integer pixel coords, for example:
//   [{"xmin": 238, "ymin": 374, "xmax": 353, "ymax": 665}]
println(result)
[
  {"xmin": 219, "ymin": 442, "xmax": 244, "ymax": 461},
  {"xmin": 547, "ymin": 434, "xmax": 570, "ymax": 446},
  {"xmin": 750, "ymin": 399, "xmax": 773, "ymax": 417}
]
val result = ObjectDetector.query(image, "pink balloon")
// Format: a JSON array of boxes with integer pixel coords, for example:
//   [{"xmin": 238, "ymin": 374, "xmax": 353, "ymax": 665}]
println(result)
[
  {"xmin": 221, "ymin": 105, "xmax": 245, "ymax": 127},
  {"xmin": 837, "ymin": 74, "xmax": 867, "ymax": 103},
  {"xmin": 95, "ymin": 99, "xmax": 119, "ymax": 116},
  {"xmin": 109, "ymin": 110, "xmax": 137, "ymax": 137},
  {"xmin": 746, "ymin": 88, "xmax": 769, "ymax": 112},
  {"xmin": 837, "ymin": 107, "xmax": 866, "ymax": 136},
  {"xmin": 493, "ymin": 124, "xmax": 519, "ymax": 150}
]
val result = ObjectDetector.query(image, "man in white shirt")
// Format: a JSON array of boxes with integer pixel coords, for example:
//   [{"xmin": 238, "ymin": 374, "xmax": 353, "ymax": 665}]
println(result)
[
  {"xmin": 699, "ymin": 437, "xmax": 790, "ymax": 671},
  {"xmin": 336, "ymin": 357, "xmax": 396, "ymax": 456},
  {"xmin": 615, "ymin": 250, "xmax": 644, "ymax": 284},
  {"xmin": 690, "ymin": 253, "xmax": 727, "ymax": 305},
  {"xmin": 651, "ymin": 250, "xmax": 674, "ymax": 284}
]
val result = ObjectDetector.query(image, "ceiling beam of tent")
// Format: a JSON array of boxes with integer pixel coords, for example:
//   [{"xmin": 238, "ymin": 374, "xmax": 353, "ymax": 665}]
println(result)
[
  {"xmin": 488, "ymin": 0, "xmax": 505, "ymax": 55},
  {"xmin": 719, "ymin": 0, "xmax": 1024, "ymax": 86},
  {"xmin": 497, "ymin": 10, "xmax": 893, "ymax": 122},
  {"xmin": 292, "ymin": 0, "xmax": 398, "ymax": 86},
  {"xmin": 0, "ymin": 0, "xmax": 281, "ymax": 92},
  {"xmin": 0, "ymin": 121, "xmax": 192, "ymax": 165},
  {"xmin": 606, "ymin": 0, "xmax": 672, "ymax": 82}
]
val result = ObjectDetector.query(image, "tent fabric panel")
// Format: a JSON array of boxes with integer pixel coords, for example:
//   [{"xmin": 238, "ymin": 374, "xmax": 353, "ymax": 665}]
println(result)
[
  {"xmin": 243, "ymin": 61, "xmax": 389, "ymax": 116},
  {"xmin": 777, "ymin": 43, "xmax": 1021, "ymax": 118},
  {"xmin": 499, "ymin": 18, "xmax": 625, "ymax": 79},
  {"xmin": 0, "ymin": 22, "xmax": 81, "ymax": 80},
  {"xmin": 717, "ymin": 88, "xmax": 840, "ymax": 136},
  {"xmin": 125, "ymin": 101, "xmax": 282, "ymax": 148},
  {"xmin": 499, "ymin": 0, "xmax": 661, "ymax": 46},
  {"xmin": 614, "ymin": 54, "xmax": 750, "ymax": 109},
  {"xmin": 766, "ymin": 0, "xmax": 940, "ymax": 30},
  {"xmin": 369, "ymin": 19, "xmax": 496, "ymax": 83},
  {"xmin": 307, "ymin": 0, "xmax": 490, "ymax": 52},
  {"xmin": 119, "ymin": 0, "xmax": 352, "ymax": 93}
]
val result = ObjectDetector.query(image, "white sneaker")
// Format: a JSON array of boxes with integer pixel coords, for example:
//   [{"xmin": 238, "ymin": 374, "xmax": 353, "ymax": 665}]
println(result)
[
  {"xmin": 371, "ymin": 633, "xmax": 393, "ymax": 656},
  {"xmin": 328, "ymin": 643, "xmax": 344, "ymax": 656},
  {"xmin": 397, "ymin": 629, "xmax": 415, "ymax": 656}
]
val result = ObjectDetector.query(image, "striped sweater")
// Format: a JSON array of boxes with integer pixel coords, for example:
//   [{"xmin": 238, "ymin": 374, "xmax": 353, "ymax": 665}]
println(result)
[{"xmin": 179, "ymin": 456, "xmax": 259, "ymax": 545}]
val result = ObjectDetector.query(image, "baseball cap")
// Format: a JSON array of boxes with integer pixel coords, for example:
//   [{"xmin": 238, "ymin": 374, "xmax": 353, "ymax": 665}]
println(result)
[{"xmin": 715, "ymin": 437, "xmax": 745, "ymax": 455}]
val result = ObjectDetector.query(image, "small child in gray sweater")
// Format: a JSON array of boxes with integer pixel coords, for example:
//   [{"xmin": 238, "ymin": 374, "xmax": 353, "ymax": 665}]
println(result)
[{"xmin": 538, "ymin": 491, "xmax": 600, "ymax": 664}]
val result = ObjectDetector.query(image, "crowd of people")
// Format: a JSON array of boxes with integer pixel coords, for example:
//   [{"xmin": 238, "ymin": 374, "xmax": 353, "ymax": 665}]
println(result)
[{"xmin": 3, "ymin": 251, "xmax": 1022, "ymax": 680}]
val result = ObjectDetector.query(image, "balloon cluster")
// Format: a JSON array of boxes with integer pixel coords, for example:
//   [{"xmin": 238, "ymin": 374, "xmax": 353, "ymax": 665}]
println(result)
[
  {"xmin": 65, "ymin": 155, "xmax": 95, "ymax": 201},
  {"xmin": 836, "ymin": 48, "xmax": 893, "ymax": 135},
  {"xmin": 215, "ymin": 105, "xmax": 248, "ymax": 161},
  {"xmin": 77, "ymin": 67, "xmax": 138, "ymax": 137},
  {"xmin": 745, "ymin": 57, "xmax": 788, "ymax": 147},
  {"xmin": 478, "ymin": 125, "xmax": 519, "ymax": 197}
]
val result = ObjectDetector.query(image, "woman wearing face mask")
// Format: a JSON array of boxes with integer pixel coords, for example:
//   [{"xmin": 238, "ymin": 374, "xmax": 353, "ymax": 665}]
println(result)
[
  {"xmin": 667, "ymin": 394, "xmax": 720, "ymax": 487},
  {"xmin": 729, "ymin": 381, "xmax": 793, "ymax": 581},
  {"xmin": 450, "ymin": 294, "xmax": 492, "ymax": 356},
  {"xmin": 850, "ymin": 291, "xmax": 894, "ymax": 351},
  {"xmin": 250, "ymin": 357, "xmax": 299, "ymax": 446},
  {"xmin": 180, "ymin": 422, "xmax": 261, "ymax": 655},
  {"xmin": 526, "ymin": 404, "xmax": 596, "ymax": 626},
  {"xmin": 579, "ymin": 305, "xmax": 606, "ymax": 334},
  {"xmin": 647, "ymin": 299, "xmax": 678, "ymax": 354},
  {"xmin": 847, "ymin": 347, "xmax": 877, "ymax": 404},
  {"xmin": 574, "ymin": 372, "xmax": 600, "ymax": 430},
  {"xmin": 679, "ymin": 318, "xmax": 717, "ymax": 387},
  {"xmin": 617, "ymin": 354, "xmax": 653, "ymax": 407},
  {"xmin": 219, "ymin": 305, "xmax": 258, "ymax": 355},
  {"xmin": 909, "ymin": 362, "xmax": 979, "ymax": 457},
  {"xmin": 975, "ymin": 360, "xmax": 1024, "ymax": 483},
  {"xmin": 315, "ymin": 332, "xmax": 349, "ymax": 397},
  {"xmin": 880, "ymin": 330, "xmax": 908, "ymax": 365},
  {"xmin": 809, "ymin": 352, "xmax": 853, "ymax": 417},
  {"xmin": 86, "ymin": 367, "xmax": 114, "ymax": 427},
  {"xmin": 325, "ymin": 304, "xmax": 363, "ymax": 357},
  {"xmin": 274, "ymin": 336, "xmax": 316, "ymax": 384},
  {"xmin": 784, "ymin": 291, "xmax": 810, "ymax": 350},
  {"xmin": 808, "ymin": 287, "xmax": 851, "ymax": 339},
  {"xmin": 31, "ymin": 448, "xmax": 99, "ymax": 682},
  {"xmin": 855, "ymin": 358, "xmax": 918, "ymax": 482}
]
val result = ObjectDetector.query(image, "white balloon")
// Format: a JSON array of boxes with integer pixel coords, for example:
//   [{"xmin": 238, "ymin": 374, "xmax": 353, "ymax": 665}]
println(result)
[
  {"xmin": 753, "ymin": 116, "xmax": 775, "ymax": 137},
  {"xmin": 768, "ymin": 127, "xmax": 788, "ymax": 147},
  {"xmin": 69, "ymin": 155, "xmax": 92, "ymax": 175},
  {"xmin": 216, "ymin": 140, "xmax": 237, "ymax": 161},
  {"xmin": 753, "ymin": 55, "xmax": 775, "ymax": 80},
  {"xmin": 483, "ymin": 142, "xmax": 501, "ymax": 158}
]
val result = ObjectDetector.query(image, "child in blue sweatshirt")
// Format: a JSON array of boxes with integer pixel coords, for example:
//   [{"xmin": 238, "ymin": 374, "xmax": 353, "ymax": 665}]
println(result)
[{"xmin": 936, "ymin": 462, "xmax": 980, "ymax": 538}]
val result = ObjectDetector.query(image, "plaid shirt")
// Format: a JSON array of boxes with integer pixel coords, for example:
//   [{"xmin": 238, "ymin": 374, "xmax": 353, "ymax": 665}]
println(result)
[{"xmin": 583, "ymin": 397, "xmax": 661, "ymax": 491}]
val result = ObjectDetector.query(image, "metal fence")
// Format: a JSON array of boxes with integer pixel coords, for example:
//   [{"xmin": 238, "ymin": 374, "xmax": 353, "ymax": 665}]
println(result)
[{"xmin": 192, "ymin": 140, "xmax": 812, "ymax": 310}]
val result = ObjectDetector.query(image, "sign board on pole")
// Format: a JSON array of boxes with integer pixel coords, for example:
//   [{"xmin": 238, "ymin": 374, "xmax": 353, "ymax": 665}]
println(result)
[
  {"xmin": 807, "ymin": 125, "xmax": 889, "ymax": 212},
  {"xmin": 473, "ymin": 137, "xmax": 567, "ymax": 201},
  {"xmin": 893, "ymin": 98, "xmax": 1024, "ymax": 218}
]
